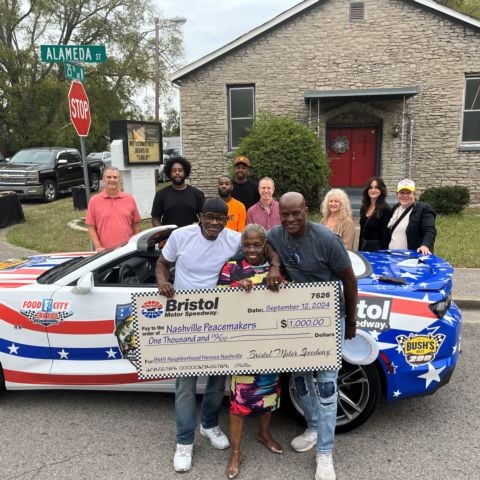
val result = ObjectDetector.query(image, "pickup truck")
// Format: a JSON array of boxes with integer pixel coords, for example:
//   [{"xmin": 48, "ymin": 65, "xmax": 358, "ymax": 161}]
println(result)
[{"xmin": 0, "ymin": 147, "xmax": 104, "ymax": 202}]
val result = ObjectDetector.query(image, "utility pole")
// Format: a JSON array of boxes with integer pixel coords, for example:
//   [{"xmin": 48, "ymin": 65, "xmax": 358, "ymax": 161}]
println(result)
[
  {"xmin": 154, "ymin": 17, "xmax": 160, "ymax": 122},
  {"xmin": 154, "ymin": 16, "xmax": 186, "ymax": 122}
]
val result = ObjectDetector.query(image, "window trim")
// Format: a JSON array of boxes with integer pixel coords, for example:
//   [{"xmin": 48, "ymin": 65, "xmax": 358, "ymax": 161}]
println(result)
[
  {"xmin": 227, "ymin": 84, "xmax": 255, "ymax": 150},
  {"xmin": 460, "ymin": 74, "xmax": 480, "ymax": 148}
]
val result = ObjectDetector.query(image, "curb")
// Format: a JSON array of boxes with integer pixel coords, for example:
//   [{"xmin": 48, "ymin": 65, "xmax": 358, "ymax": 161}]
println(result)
[{"xmin": 454, "ymin": 299, "xmax": 480, "ymax": 310}]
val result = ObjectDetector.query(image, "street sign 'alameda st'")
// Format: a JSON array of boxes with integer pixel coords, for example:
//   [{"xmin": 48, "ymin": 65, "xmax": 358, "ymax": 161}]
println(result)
[
  {"xmin": 68, "ymin": 81, "xmax": 91, "ymax": 137},
  {"xmin": 40, "ymin": 45, "xmax": 106, "ymax": 63}
]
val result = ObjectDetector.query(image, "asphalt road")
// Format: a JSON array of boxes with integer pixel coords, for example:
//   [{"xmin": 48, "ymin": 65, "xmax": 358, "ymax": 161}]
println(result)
[{"xmin": 0, "ymin": 313, "xmax": 478, "ymax": 480}]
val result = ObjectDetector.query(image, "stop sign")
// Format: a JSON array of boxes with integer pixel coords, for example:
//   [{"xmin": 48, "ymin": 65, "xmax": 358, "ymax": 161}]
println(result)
[{"xmin": 68, "ymin": 80, "xmax": 91, "ymax": 137}]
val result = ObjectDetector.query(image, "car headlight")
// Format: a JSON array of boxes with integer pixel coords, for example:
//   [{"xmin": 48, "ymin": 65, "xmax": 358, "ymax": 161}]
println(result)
[
  {"xmin": 429, "ymin": 294, "xmax": 452, "ymax": 318},
  {"xmin": 25, "ymin": 171, "xmax": 39, "ymax": 183}
]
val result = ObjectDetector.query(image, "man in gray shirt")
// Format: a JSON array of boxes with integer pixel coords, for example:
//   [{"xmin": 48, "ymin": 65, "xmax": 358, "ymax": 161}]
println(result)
[{"xmin": 267, "ymin": 192, "xmax": 357, "ymax": 480}]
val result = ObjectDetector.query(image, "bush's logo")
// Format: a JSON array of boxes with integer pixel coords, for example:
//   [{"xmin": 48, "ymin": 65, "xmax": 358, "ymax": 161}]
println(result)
[
  {"xmin": 396, "ymin": 333, "xmax": 446, "ymax": 366},
  {"xmin": 141, "ymin": 300, "xmax": 164, "ymax": 319}
]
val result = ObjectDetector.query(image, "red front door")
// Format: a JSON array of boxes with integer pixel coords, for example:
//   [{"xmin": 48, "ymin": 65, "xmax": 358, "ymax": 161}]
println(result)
[{"xmin": 327, "ymin": 127, "xmax": 377, "ymax": 187}]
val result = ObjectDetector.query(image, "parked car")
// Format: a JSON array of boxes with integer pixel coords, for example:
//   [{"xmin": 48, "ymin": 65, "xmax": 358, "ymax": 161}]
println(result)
[
  {"xmin": 0, "ymin": 147, "xmax": 105, "ymax": 202},
  {"xmin": 0, "ymin": 152, "xmax": 7, "ymax": 163},
  {"xmin": 0, "ymin": 227, "xmax": 461, "ymax": 432},
  {"xmin": 87, "ymin": 151, "xmax": 111, "ymax": 168}
]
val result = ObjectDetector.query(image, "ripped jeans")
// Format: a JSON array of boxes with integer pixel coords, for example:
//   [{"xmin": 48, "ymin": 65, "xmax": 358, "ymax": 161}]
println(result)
[{"xmin": 292, "ymin": 317, "xmax": 344, "ymax": 454}]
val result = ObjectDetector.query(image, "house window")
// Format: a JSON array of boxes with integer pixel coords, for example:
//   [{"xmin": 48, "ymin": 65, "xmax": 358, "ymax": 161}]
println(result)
[
  {"xmin": 228, "ymin": 85, "xmax": 255, "ymax": 150},
  {"xmin": 462, "ymin": 76, "xmax": 480, "ymax": 144},
  {"xmin": 349, "ymin": 1, "xmax": 365, "ymax": 21}
]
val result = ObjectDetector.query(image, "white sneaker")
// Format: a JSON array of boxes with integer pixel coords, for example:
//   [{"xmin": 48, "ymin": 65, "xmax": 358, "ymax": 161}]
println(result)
[
  {"xmin": 200, "ymin": 425, "xmax": 230, "ymax": 450},
  {"xmin": 315, "ymin": 453, "xmax": 336, "ymax": 480},
  {"xmin": 173, "ymin": 444, "xmax": 193, "ymax": 472},
  {"xmin": 290, "ymin": 429, "xmax": 317, "ymax": 452}
]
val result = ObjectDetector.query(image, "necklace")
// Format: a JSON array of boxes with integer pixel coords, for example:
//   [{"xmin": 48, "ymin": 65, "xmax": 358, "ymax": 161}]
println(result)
[{"xmin": 284, "ymin": 226, "xmax": 308, "ymax": 266}]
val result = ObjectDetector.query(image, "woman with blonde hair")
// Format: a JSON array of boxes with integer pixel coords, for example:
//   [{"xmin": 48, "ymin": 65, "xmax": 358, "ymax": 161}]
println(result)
[{"xmin": 320, "ymin": 188, "xmax": 355, "ymax": 250}]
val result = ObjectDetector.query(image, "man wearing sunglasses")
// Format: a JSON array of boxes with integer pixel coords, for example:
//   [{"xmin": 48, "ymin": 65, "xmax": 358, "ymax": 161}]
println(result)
[
  {"xmin": 267, "ymin": 192, "xmax": 358, "ymax": 480},
  {"xmin": 156, "ymin": 197, "xmax": 281, "ymax": 473}
]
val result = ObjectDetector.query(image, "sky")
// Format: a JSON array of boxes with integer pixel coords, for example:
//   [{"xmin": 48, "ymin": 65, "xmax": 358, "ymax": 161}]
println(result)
[{"xmin": 157, "ymin": 0, "xmax": 302, "ymax": 65}]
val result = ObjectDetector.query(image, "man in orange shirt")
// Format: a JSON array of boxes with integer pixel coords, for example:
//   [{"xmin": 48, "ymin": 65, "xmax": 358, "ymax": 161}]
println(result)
[{"xmin": 218, "ymin": 175, "xmax": 246, "ymax": 232}]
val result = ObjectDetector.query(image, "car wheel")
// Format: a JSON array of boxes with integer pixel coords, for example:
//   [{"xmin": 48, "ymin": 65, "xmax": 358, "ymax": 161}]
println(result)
[
  {"xmin": 281, "ymin": 361, "xmax": 381, "ymax": 433},
  {"xmin": 90, "ymin": 172, "xmax": 100, "ymax": 192},
  {"xmin": 42, "ymin": 180, "xmax": 58, "ymax": 202}
]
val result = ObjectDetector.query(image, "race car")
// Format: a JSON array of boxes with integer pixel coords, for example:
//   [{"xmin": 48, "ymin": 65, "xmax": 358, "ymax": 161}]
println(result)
[{"xmin": 0, "ymin": 226, "xmax": 462, "ymax": 432}]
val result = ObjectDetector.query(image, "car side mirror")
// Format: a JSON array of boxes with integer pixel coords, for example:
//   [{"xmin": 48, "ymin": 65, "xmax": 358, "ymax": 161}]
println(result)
[
  {"xmin": 57, "ymin": 159, "xmax": 68, "ymax": 165},
  {"xmin": 73, "ymin": 272, "xmax": 94, "ymax": 294}
]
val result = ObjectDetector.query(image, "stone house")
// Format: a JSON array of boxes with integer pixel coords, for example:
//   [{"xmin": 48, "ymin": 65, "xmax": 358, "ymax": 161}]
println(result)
[{"xmin": 171, "ymin": 0, "xmax": 480, "ymax": 204}]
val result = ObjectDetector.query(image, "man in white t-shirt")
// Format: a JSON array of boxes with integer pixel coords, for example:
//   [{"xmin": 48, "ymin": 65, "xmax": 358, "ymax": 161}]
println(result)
[{"xmin": 156, "ymin": 197, "xmax": 282, "ymax": 473}]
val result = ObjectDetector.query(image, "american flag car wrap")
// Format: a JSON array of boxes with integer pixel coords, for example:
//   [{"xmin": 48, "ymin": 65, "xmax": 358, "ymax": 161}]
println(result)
[
  {"xmin": 0, "ymin": 247, "xmax": 462, "ymax": 406},
  {"xmin": 0, "ymin": 252, "xmax": 173, "ymax": 391},
  {"xmin": 355, "ymin": 250, "xmax": 461, "ymax": 402}
]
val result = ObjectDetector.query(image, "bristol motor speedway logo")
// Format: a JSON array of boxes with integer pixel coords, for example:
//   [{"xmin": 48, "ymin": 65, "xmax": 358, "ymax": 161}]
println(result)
[
  {"xmin": 20, "ymin": 298, "xmax": 73, "ymax": 326},
  {"xmin": 140, "ymin": 300, "xmax": 164, "ymax": 319},
  {"xmin": 356, "ymin": 296, "xmax": 392, "ymax": 331}
]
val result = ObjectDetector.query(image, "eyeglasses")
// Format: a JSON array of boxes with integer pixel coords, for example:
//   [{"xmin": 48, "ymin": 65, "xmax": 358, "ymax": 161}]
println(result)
[{"xmin": 203, "ymin": 213, "xmax": 227, "ymax": 222}]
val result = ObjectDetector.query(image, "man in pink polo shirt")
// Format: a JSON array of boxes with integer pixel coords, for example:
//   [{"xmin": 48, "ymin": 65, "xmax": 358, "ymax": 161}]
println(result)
[
  {"xmin": 246, "ymin": 176, "xmax": 281, "ymax": 230},
  {"xmin": 86, "ymin": 166, "xmax": 141, "ymax": 251}
]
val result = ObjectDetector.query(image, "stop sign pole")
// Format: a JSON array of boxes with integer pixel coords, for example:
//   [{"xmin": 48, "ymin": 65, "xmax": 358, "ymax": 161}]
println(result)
[{"xmin": 68, "ymin": 80, "xmax": 92, "ymax": 202}]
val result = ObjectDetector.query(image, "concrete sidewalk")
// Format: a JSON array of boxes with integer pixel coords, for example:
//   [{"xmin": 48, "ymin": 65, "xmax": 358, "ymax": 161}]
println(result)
[{"xmin": 0, "ymin": 225, "xmax": 478, "ymax": 309}]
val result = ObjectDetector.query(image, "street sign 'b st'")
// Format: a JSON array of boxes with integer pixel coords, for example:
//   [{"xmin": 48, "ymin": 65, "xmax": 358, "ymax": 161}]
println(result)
[{"xmin": 68, "ymin": 80, "xmax": 91, "ymax": 137}]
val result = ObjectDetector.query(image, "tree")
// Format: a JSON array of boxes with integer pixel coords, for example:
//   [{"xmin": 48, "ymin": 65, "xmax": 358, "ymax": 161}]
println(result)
[
  {"xmin": 236, "ymin": 113, "xmax": 330, "ymax": 210},
  {"xmin": 162, "ymin": 107, "xmax": 180, "ymax": 137},
  {"xmin": 0, "ymin": 0, "xmax": 184, "ymax": 153}
]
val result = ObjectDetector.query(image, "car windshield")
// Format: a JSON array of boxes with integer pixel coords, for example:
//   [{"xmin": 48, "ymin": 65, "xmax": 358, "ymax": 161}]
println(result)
[
  {"xmin": 87, "ymin": 153, "xmax": 102, "ymax": 160},
  {"xmin": 10, "ymin": 150, "xmax": 55, "ymax": 165},
  {"xmin": 37, "ymin": 250, "xmax": 112, "ymax": 284}
]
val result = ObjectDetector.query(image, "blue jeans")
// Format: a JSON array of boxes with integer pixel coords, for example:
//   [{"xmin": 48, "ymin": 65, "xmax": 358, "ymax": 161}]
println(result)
[
  {"xmin": 175, "ymin": 375, "xmax": 226, "ymax": 445},
  {"xmin": 293, "ymin": 317, "xmax": 345, "ymax": 454}
]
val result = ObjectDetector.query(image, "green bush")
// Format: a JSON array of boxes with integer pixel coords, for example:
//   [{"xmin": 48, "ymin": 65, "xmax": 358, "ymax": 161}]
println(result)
[
  {"xmin": 236, "ymin": 113, "xmax": 329, "ymax": 210},
  {"xmin": 419, "ymin": 185, "xmax": 470, "ymax": 215}
]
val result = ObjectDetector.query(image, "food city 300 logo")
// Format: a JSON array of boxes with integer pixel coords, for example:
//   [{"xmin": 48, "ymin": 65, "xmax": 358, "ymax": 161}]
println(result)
[
  {"xmin": 396, "ymin": 333, "xmax": 446, "ymax": 366},
  {"xmin": 20, "ymin": 299, "xmax": 73, "ymax": 326}
]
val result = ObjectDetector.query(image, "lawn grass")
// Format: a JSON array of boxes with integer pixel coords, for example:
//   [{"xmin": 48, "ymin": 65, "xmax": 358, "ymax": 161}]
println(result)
[{"xmin": 6, "ymin": 200, "xmax": 480, "ymax": 267}]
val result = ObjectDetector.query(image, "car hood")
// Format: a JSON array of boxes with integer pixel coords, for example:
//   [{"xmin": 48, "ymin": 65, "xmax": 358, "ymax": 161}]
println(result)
[
  {"xmin": 0, "ymin": 163, "xmax": 47, "ymax": 171},
  {"xmin": 355, "ymin": 250, "xmax": 454, "ymax": 296},
  {"xmin": 0, "ymin": 253, "xmax": 92, "ymax": 288}
]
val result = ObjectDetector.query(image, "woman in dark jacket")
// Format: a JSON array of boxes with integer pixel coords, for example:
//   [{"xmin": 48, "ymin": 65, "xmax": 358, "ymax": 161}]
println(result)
[
  {"xmin": 358, "ymin": 176, "xmax": 392, "ymax": 251},
  {"xmin": 387, "ymin": 179, "xmax": 436, "ymax": 254}
]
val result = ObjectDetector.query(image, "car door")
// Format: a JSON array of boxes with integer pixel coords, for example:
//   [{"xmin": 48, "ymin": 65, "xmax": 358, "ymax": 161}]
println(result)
[
  {"xmin": 57, "ymin": 151, "xmax": 82, "ymax": 189},
  {"xmin": 0, "ymin": 283, "xmax": 58, "ymax": 385},
  {"xmin": 47, "ymin": 252, "xmax": 161, "ymax": 389}
]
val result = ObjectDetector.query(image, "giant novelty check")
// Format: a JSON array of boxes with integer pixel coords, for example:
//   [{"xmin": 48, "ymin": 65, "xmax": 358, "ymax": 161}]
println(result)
[{"xmin": 132, "ymin": 282, "xmax": 341, "ymax": 380}]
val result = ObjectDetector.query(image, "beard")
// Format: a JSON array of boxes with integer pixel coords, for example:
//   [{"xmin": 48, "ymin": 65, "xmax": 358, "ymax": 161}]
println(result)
[{"xmin": 218, "ymin": 190, "xmax": 230, "ymax": 199}]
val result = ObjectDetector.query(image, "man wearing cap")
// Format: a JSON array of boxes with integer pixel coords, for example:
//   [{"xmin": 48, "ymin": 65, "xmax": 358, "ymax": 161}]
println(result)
[
  {"xmin": 232, "ymin": 155, "xmax": 260, "ymax": 210},
  {"xmin": 267, "ymin": 192, "xmax": 357, "ymax": 480},
  {"xmin": 156, "ymin": 197, "xmax": 281, "ymax": 473},
  {"xmin": 388, "ymin": 178, "xmax": 436, "ymax": 255},
  {"xmin": 218, "ymin": 175, "xmax": 246, "ymax": 232}
]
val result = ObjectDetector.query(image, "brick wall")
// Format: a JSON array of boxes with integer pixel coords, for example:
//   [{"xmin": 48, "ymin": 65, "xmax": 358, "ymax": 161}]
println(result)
[{"xmin": 177, "ymin": 0, "xmax": 480, "ymax": 203}]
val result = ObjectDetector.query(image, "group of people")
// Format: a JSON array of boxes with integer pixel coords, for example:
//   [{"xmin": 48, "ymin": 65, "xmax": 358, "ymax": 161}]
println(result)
[
  {"xmin": 318, "ymin": 177, "xmax": 437, "ymax": 255},
  {"xmin": 84, "ymin": 155, "xmax": 436, "ymax": 480}
]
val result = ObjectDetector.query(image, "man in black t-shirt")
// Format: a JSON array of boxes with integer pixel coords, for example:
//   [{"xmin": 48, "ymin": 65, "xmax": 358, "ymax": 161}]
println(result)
[
  {"xmin": 231, "ymin": 155, "xmax": 259, "ymax": 210},
  {"xmin": 151, "ymin": 156, "xmax": 204, "ymax": 227}
]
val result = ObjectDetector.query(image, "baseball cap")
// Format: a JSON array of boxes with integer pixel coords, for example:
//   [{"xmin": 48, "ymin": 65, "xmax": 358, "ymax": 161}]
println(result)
[
  {"xmin": 233, "ymin": 155, "xmax": 250, "ymax": 167},
  {"xmin": 397, "ymin": 178, "xmax": 415, "ymax": 192},
  {"xmin": 342, "ymin": 329, "xmax": 379, "ymax": 365},
  {"xmin": 202, "ymin": 197, "xmax": 228, "ymax": 215}
]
